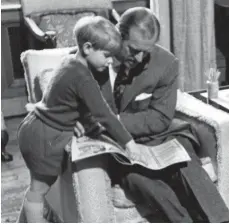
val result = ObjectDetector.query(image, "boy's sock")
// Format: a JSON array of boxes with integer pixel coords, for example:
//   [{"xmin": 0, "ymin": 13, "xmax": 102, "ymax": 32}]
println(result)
[
  {"xmin": 23, "ymin": 198, "xmax": 48, "ymax": 223},
  {"xmin": 17, "ymin": 188, "xmax": 29, "ymax": 223},
  {"xmin": 23, "ymin": 191, "xmax": 48, "ymax": 223}
]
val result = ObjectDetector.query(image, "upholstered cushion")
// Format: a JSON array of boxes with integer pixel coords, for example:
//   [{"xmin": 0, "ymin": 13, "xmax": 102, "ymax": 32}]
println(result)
[{"xmin": 21, "ymin": 47, "xmax": 75, "ymax": 103}]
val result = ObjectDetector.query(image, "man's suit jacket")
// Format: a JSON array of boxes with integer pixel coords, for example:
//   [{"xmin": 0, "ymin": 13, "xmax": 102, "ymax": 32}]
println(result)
[
  {"xmin": 99, "ymin": 45, "xmax": 229, "ymax": 222},
  {"xmin": 99, "ymin": 44, "xmax": 199, "ymax": 146}
]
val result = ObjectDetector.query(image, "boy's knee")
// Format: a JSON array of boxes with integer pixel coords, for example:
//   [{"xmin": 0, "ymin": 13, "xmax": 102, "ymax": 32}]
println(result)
[{"xmin": 29, "ymin": 172, "xmax": 57, "ymax": 197}]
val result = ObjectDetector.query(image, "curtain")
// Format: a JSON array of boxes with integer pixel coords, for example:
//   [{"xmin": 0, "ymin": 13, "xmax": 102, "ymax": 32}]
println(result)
[
  {"xmin": 170, "ymin": 0, "xmax": 216, "ymax": 91},
  {"xmin": 150, "ymin": 0, "xmax": 171, "ymax": 51}
]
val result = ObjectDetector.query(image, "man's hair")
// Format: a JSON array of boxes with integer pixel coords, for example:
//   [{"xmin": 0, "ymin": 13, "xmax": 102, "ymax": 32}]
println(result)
[
  {"xmin": 73, "ymin": 16, "xmax": 121, "ymax": 55},
  {"xmin": 117, "ymin": 7, "xmax": 160, "ymax": 42}
]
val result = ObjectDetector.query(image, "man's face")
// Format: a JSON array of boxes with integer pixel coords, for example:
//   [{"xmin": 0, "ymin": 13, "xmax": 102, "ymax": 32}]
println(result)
[{"xmin": 121, "ymin": 26, "xmax": 156, "ymax": 69}]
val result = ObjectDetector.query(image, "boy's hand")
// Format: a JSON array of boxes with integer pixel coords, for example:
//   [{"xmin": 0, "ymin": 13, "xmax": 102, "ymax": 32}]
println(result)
[
  {"xmin": 125, "ymin": 140, "xmax": 148, "ymax": 166},
  {"xmin": 134, "ymin": 144, "xmax": 149, "ymax": 166},
  {"xmin": 74, "ymin": 121, "xmax": 85, "ymax": 137}
]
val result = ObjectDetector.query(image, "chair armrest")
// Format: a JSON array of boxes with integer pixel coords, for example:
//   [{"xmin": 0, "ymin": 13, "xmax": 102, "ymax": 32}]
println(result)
[
  {"xmin": 176, "ymin": 90, "xmax": 229, "ymax": 160},
  {"xmin": 24, "ymin": 17, "xmax": 57, "ymax": 47},
  {"xmin": 24, "ymin": 17, "xmax": 46, "ymax": 41},
  {"xmin": 46, "ymin": 155, "xmax": 115, "ymax": 222},
  {"xmin": 176, "ymin": 90, "xmax": 229, "ymax": 138},
  {"xmin": 176, "ymin": 90, "xmax": 229, "ymax": 207}
]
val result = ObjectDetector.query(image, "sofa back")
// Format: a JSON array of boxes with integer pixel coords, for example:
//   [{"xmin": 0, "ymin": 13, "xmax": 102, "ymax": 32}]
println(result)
[{"xmin": 21, "ymin": 47, "xmax": 76, "ymax": 103}]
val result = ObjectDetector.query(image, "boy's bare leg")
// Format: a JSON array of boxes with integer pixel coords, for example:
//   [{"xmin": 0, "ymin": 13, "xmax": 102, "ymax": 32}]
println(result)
[{"xmin": 21, "ymin": 172, "xmax": 57, "ymax": 223}]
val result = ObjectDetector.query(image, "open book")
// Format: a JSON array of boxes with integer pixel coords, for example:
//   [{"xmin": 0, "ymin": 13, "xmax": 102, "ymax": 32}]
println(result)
[{"xmin": 70, "ymin": 135, "xmax": 191, "ymax": 170}]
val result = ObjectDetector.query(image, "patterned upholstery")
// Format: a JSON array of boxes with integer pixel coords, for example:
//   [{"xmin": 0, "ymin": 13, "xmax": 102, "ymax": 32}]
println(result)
[
  {"xmin": 20, "ymin": 47, "xmax": 74, "ymax": 103},
  {"xmin": 38, "ymin": 13, "xmax": 95, "ymax": 48},
  {"xmin": 21, "ymin": 0, "xmax": 114, "ymax": 48}
]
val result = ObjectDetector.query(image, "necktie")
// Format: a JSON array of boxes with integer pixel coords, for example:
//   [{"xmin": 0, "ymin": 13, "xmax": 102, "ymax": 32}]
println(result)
[{"xmin": 113, "ymin": 65, "xmax": 129, "ymax": 112}]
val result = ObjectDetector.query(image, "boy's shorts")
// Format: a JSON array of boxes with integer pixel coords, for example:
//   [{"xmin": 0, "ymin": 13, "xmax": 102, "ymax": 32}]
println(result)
[{"xmin": 18, "ymin": 112, "xmax": 73, "ymax": 176}]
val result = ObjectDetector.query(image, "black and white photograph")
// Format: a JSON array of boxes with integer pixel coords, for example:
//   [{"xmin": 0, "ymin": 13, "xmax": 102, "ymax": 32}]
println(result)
[{"xmin": 1, "ymin": 0, "xmax": 229, "ymax": 222}]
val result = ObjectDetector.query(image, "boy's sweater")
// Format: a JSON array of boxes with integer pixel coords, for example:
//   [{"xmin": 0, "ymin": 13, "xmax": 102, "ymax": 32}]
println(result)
[{"xmin": 34, "ymin": 54, "xmax": 132, "ymax": 146}]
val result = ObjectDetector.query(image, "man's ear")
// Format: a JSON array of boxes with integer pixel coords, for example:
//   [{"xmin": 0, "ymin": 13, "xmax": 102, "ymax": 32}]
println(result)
[{"xmin": 82, "ymin": 42, "xmax": 93, "ymax": 56}]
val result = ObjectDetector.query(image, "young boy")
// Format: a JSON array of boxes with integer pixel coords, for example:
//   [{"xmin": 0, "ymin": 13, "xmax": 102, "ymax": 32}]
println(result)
[{"xmin": 18, "ymin": 16, "xmax": 140, "ymax": 222}]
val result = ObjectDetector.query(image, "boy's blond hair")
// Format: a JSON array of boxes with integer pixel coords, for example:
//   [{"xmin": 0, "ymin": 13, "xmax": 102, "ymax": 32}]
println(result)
[{"xmin": 73, "ymin": 16, "xmax": 121, "ymax": 55}]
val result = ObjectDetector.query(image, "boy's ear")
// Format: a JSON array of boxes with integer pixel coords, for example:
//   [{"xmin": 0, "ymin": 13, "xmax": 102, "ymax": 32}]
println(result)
[{"xmin": 82, "ymin": 42, "xmax": 93, "ymax": 56}]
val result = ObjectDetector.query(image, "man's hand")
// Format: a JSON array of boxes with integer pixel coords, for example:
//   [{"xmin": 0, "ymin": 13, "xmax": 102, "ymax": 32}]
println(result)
[{"xmin": 74, "ymin": 121, "xmax": 85, "ymax": 137}]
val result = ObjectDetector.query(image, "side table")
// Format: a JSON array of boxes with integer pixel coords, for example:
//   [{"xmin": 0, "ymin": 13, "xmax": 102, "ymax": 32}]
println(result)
[{"xmin": 188, "ymin": 85, "xmax": 229, "ymax": 113}]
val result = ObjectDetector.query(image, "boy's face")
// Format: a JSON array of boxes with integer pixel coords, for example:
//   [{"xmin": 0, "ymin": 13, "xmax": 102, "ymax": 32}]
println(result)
[{"xmin": 87, "ymin": 48, "xmax": 113, "ymax": 72}]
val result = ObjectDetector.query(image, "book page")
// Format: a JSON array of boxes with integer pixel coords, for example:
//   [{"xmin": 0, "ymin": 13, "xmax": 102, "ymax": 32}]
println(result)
[
  {"xmin": 148, "ymin": 139, "xmax": 191, "ymax": 169},
  {"xmin": 130, "ymin": 139, "xmax": 191, "ymax": 170},
  {"xmin": 71, "ymin": 136, "xmax": 191, "ymax": 171},
  {"xmin": 71, "ymin": 135, "xmax": 128, "ymax": 162}
]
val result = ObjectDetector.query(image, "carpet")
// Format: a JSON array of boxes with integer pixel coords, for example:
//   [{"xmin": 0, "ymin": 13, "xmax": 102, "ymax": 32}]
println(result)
[{"xmin": 1, "ymin": 116, "xmax": 30, "ymax": 223}]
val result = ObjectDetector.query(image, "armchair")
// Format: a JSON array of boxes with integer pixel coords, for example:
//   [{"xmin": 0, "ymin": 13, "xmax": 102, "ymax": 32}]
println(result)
[
  {"xmin": 19, "ymin": 48, "xmax": 229, "ymax": 222},
  {"xmin": 21, "ymin": 0, "xmax": 120, "ymax": 49}
]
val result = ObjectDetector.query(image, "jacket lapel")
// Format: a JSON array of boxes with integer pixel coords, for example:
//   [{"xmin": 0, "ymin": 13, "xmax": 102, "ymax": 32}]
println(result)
[
  {"xmin": 120, "ymin": 71, "xmax": 149, "ymax": 111},
  {"xmin": 120, "ymin": 54, "xmax": 152, "ymax": 112}
]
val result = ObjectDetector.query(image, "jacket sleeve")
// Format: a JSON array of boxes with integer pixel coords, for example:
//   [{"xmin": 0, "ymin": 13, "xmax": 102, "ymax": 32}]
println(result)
[
  {"xmin": 119, "ymin": 59, "xmax": 178, "ymax": 138},
  {"xmin": 76, "ymin": 77, "xmax": 132, "ymax": 147}
]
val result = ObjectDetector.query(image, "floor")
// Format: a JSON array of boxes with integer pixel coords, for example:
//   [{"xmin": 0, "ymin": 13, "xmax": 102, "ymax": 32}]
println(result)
[{"xmin": 1, "ymin": 115, "xmax": 29, "ymax": 223}]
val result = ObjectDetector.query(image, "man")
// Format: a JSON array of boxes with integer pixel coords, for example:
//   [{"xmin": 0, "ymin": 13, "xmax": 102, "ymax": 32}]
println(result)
[{"xmin": 92, "ymin": 7, "xmax": 229, "ymax": 222}]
